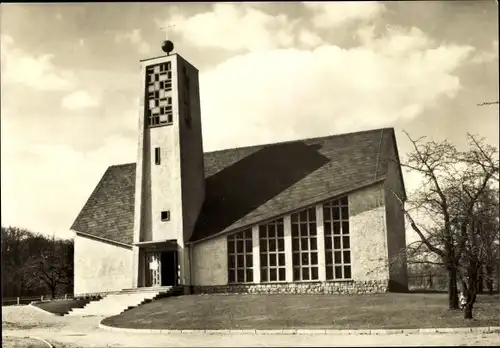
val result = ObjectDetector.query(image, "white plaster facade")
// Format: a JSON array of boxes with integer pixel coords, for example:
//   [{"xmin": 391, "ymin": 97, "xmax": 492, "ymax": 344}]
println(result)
[
  {"xmin": 132, "ymin": 54, "xmax": 204, "ymax": 288},
  {"xmin": 74, "ymin": 234, "xmax": 133, "ymax": 295},
  {"xmin": 191, "ymin": 235, "xmax": 227, "ymax": 286}
]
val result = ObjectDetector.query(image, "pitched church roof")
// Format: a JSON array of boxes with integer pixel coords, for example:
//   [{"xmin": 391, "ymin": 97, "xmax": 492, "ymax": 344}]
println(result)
[{"xmin": 71, "ymin": 127, "xmax": 405, "ymax": 245}]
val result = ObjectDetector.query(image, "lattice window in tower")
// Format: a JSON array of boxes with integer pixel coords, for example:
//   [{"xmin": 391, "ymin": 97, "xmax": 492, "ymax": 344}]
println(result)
[{"xmin": 146, "ymin": 62, "xmax": 173, "ymax": 127}]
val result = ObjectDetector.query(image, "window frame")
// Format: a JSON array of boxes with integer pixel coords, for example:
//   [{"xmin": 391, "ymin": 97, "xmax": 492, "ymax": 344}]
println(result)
[
  {"xmin": 323, "ymin": 196, "xmax": 352, "ymax": 281},
  {"xmin": 259, "ymin": 218, "xmax": 286, "ymax": 283},
  {"xmin": 291, "ymin": 207, "xmax": 320, "ymax": 282},
  {"xmin": 227, "ymin": 229, "xmax": 254, "ymax": 284}
]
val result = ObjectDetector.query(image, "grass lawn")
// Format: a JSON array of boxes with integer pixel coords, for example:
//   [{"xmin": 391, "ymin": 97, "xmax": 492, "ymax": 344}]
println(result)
[
  {"xmin": 101, "ymin": 293, "xmax": 500, "ymax": 330},
  {"xmin": 32, "ymin": 299, "xmax": 91, "ymax": 316}
]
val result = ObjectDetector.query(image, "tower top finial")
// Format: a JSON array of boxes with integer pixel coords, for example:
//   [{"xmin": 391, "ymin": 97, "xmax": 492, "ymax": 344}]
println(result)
[
  {"xmin": 162, "ymin": 40, "xmax": 174, "ymax": 55},
  {"xmin": 160, "ymin": 24, "xmax": 176, "ymax": 55}
]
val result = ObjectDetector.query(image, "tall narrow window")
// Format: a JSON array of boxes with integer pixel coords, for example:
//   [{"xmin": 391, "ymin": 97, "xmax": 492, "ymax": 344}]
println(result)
[
  {"xmin": 227, "ymin": 229, "xmax": 253, "ymax": 284},
  {"xmin": 259, "ymin": 218, "xmax": 286, "ymax": 282},
  {"xmin": 154, "ymin": 147, "xmax": 161, "ymax": 165},
  {"xmin": 323, "ymin": 196, "xmax": 352, "ymax": 280},
  {"xmin": 183, "ymin": 68, "xmax": 192, "ymax": 129},
  {"xmin": 291, "ymin": 207, "xmax": 319, "ymax": 281}
]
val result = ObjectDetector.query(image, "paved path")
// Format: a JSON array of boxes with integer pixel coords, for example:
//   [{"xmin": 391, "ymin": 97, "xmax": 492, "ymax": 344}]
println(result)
[{"xmin": 3, "ymin": 306, "xmax": 500, "ymax": 347}]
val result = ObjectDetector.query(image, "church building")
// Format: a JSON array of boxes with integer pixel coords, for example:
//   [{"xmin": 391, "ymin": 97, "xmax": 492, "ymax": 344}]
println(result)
[{"xmin": 71, "ymin": 45, "xmax": 409, "ymax": 297}]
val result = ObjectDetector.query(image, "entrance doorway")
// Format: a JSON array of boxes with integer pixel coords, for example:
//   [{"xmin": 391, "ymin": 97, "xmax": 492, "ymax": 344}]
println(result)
[
  {"xmin": 161, "ymin": 251, "xmax": 178, "ymax": 286},
  {"xmin": 145, "ymin": 250, "xmax": 178, "ymax": 287}
]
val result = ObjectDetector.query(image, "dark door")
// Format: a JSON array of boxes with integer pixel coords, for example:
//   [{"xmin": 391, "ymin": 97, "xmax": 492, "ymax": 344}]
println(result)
[{"xmin": 160, "ymin": 251, "xmax": 178, "ymax": 286}]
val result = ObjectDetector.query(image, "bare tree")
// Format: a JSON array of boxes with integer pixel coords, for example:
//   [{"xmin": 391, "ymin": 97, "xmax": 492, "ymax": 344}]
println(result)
[
  {"xmin": 461, "ymin": 134, "xmax": 500, "ymax": 297},
  {"xmin": 391, "ymin": 132, "xmax": 463, "ymax": 309},
  {"xmin": 452, "ymin": 139, "xmax": 499, "ymax": 318},
  {"xmin": 477, "ymin": 101, "xmax": 499, "ymax": 106},
  {"xmin": 474, "ymin": 188, "xmax": 499, "ymax": 295},
  {"xmin": 391, "ymin": 132, "xmax": 499, "ymax": 312},
  {"xmin": 463, "ymin": 133, "xmax": 499, "ymax": 183},
  {"xmin": 451, "ymin": 186, "xmax": 498, "ymax": 318}
]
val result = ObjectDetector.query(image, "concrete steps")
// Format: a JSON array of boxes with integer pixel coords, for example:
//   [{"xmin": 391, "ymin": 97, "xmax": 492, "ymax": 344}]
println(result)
[{"xmin": 67, "ymin": 287, "xmax": 177, "ymax": 317}]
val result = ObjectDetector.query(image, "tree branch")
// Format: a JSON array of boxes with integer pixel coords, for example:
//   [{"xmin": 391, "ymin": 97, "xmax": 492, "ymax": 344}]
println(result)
[{"xmin": 389, "ymin": 187, "xmax": 445, "ymax": 258}]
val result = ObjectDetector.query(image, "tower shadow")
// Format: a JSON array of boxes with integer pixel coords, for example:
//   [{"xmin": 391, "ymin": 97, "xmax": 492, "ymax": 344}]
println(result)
[{"xmin": 193, "ymin": 141, "xmax": 330, "ymax": 240}]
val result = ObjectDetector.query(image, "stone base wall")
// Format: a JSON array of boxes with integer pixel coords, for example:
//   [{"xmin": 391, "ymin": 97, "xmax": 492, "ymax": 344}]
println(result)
[
  {"xmin": 192, "ymin": 280, "xmax": 389, "ymax": 295},
  {"xmin": 74, "ymin": 290, "xmax": 120, "ymax": 300}
]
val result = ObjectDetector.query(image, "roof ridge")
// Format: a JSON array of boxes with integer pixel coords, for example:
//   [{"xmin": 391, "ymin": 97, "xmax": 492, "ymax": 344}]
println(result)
[
  {"xmin": 374, "ymin": 129, "xmax": 386, "ymax": 181},
  {"xmin": 110, "ymin": 162, "xmax": 136, "ymax": 168},
  {"xmin": 107, "ymin": 128, "xmax": 396, "ymax": 168},
  {"xmin": 204, "ymin": 127, "xmax": 395, "ymax": 155}
]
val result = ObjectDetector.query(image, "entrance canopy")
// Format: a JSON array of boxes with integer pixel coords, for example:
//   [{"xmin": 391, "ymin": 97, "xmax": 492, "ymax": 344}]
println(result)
[{"xmin": 134, "ymin": 239, "xmax": 178, "ymax": 250}]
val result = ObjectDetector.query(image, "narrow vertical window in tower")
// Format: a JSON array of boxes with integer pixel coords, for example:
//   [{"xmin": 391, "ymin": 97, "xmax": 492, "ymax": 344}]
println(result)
[
  {"xmin": 154, "ymin": 147, "xmax": 161, "ymax": 165},
  {"xmin": 183, "ymin": 66, "xmax": 192, "ymax": 129}
]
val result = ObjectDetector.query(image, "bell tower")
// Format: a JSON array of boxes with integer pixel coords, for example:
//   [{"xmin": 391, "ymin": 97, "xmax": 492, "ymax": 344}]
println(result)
[{"xmin": 131, "ymin": 40, "xmax": 205, "ymax": 288}]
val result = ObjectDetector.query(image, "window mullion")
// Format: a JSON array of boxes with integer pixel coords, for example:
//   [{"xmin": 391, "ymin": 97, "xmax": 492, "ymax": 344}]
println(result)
[
  {"xmin": 252, "ymin": 225, "xmax": 260, "ymax": 284},
  {"xmin": 284, "ymin": 215, "xmax": 293, "ymax": 282},
  {"xmin": 316, "ymin": 204, "xmax": 326, "ymax": 281}
]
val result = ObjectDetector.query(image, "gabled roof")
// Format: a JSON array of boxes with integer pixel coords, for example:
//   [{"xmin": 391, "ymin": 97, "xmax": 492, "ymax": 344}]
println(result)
[
  {"xmin": 71, "ymin": 127, "xmax": 404, "ymax": 245},
  {"xmin": 71, "ymin": 163, "xmax": 136, "ymax": 245}
]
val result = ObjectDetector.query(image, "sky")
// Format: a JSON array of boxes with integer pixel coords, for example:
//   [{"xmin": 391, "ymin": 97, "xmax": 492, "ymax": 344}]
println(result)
[{"xmin": 1, "ymin": 1, "xmax": 499, "ymax": 241}]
